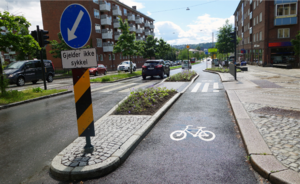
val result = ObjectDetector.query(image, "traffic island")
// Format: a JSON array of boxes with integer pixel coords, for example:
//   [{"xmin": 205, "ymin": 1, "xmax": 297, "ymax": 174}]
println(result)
[{"xmin": 50, "ymin": 74, "xmax": 199, "ymax": 181}]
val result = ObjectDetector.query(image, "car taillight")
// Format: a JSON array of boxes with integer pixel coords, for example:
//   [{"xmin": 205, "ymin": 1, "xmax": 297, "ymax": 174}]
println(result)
[
  {"xmin": 142, "ymin": 65, "xmax": 147, "ymax": 68},
  {"xmin": 51, "ymin": 62, "xmax": 55, "ymax": 70},
  {"xmin": 155, "ymin": 65, "xmax": 162, "ymax": 68}
]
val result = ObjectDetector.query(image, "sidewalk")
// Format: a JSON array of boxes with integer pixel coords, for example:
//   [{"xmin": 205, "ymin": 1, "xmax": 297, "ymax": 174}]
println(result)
[{"xmin": 218, "ymin": 65, "xmax": 300, "ymax": 183}]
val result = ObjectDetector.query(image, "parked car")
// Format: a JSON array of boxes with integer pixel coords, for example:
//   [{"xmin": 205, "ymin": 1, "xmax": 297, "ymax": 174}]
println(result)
[
  {"xmin": 182, "ymin": 60, "xmax": 192, "ymax": 69},
  {"xmin": 89, "ymin": 64, "xmax": 107, "ymax": 76},
  {"xmin": 176, "ymin": 60, "xmax": 182, "ymax": 65},
  {"xmin": 4, "ymin": 60, "xmax": 55, "ymax": 86},
  {"xmin": 142, "ymin": 60, "xmax": 170, "ymax": 79},
  {"xmin": 117, "ymin": 61, "xmax": 136, "ymax": 72},
  {"xmin": 240, "ymin": 60, "xmax": 247, "ymax": 66},
  {"xmin": 164, "ymin": 60, "xmax": 170, "ymax": 66}
]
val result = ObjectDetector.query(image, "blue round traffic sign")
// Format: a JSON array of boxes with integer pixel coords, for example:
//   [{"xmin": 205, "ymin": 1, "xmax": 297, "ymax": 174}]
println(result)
[{"xmin": 60, "ymin": 4, "xmax": 92, "ymax": 49}]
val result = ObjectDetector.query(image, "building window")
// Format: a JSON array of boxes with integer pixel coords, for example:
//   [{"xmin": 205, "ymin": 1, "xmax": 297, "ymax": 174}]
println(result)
[
  {"xmin": 254, "ymin": 1, "xmax": 256, "ymax": 9},
  {"xmin": 253, "ymin": 34, "xmax": 256, "ymax": 42},
  {"xmin": 123, "ymin": 9, "xmax": 127, "ymax": 15},
  {"xmin": 259, "ymin": 12, "xmax": 262, "ymax": 22},
  {"xmin": 100, "ymin": 54, "xmax": 103, "ymax": 61},
  {"xmin": 260, "ymin": 0, "xmax": 262, "ymax": 2},
  {"xmin": 95, "ymin": 24, "xmax": 101, "ymax": 33},
  {"xmin": 276, "ymin": 3, "xmax": 297, "ymax": 16},
  {"xmin": 109, "ymin": 54, "xmax": 111, "ymax": 60},
  {"xmin": 120, "ymin": 54, "xmax": 122, "ymax": 59},
  {"xmin": 113, "ymin": 54, "xmax": 115, "ymax": 60},
  {"xmin": 94, "ymin": 9, "xmax": 100, "ymax": 19},
  {"xmin": 256, "ymin": 16, "xmax": 258, "ymax": 24},
  {"xmin": 259, "ymin": 31, "xmax": 262, "ymax": 40},
  {"xmin": 253, "ymin": 18, "xmax": 255, "ymax": 26},
  {"xmin": 97, "ymin": 38, "xmax": 102, "ymax": 47},
  {"xmin": 93, "ymin": 0, "xmax": 99, "ymax": 4},
  {"xmin": 278, "ymin": 28, "xmax": 290, "ymax": 38}
]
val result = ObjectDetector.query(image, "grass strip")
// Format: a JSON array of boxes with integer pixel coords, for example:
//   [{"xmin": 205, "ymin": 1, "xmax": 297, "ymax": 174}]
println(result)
[
  {"xmin": 170, "ymin": 65, "xmax": 182, "ymax": 70},
  {"xmin": 0, "ymin": 87, "xmax": 67, "ymax": 105},
  {"xmin": 114, "ymin": 86, "xmax": 177, "ymax": 115},
  {"xmin": 166, "ymin": 70, "xmax": 197, "ymax": 82},
  {"xmin": 90, "ymin": 71, "xmax": 142, "ymax": 82},
  {"xmin": 206, "ymin": 67, "xmax": 241, "ymax": 73}
]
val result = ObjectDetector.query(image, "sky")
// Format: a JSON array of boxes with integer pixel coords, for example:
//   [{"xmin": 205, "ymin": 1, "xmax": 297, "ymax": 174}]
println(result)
[{"xmin": 0, "ymin": 0, "xmax": 239, "ymax": 45}]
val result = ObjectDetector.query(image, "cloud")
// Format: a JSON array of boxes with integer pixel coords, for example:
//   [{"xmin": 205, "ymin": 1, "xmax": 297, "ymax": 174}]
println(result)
[
  {"xmin": 0, "ymin": 0, "xmax": 42, "ymax": 31},
  {"xmin": 155, "ymin": 14, "xmax": 234, "ymax": 45},
  {"xmin": 147, "ymin": 11, "xmax": 151, "ymax": 16},
  {"xmin": 119, "ymin": 0, "xmax": 145, "ymax": 9}
]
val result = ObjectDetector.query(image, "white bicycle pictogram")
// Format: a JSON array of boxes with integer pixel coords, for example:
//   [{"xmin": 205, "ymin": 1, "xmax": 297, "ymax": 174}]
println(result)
[{"xmin": 170, "ymin": 125, "xmax": 215, "ymax": 141}]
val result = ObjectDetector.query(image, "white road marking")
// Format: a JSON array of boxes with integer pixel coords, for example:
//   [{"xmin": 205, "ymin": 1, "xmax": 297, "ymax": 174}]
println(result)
[
  {"xmin": 213, "ymin": 83, "xmax": 219, "ymax": 89},
  {"xmin": 191, "ymin": 83, "xmax": 201, "ymax": 92},
  {"xmin": 101, "ymin": 83, "xmax": 137, "ymax": 92},
  {"xmin": 213, "ymin": 90, "xmax": 219, "ymax": 92},
  {"xmin": 202, "ymin": 83, "xmax": 209, "ymax": 92},
  {"xmin": 119, "ymin": 82, "xmax": 154, "ymax": 92}
]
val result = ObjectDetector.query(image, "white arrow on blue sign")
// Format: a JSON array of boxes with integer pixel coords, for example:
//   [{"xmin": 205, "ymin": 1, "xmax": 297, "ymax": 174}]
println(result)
[{"xmin": 60, "ymin": 4, "xmax": 92, "ymax": 49}]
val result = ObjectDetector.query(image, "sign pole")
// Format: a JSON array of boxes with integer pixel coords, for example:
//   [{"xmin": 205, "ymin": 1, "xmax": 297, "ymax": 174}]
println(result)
[{"xmin": 37, "ymin": 25, "xmax": 47, "ymax": 90}]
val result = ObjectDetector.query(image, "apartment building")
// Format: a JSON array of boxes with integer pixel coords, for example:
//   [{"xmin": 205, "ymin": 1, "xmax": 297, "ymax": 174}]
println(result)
[
  {"xmin": 0, "ymin": 26, "xmax": 17, "ymax": 64},
  {"xmin": 234, "ymin": 0, "xmax": 300, "ymax": 67},
  {"xmin": 40, "ymin": 0, "xmax": 155, "ymax": 70}
]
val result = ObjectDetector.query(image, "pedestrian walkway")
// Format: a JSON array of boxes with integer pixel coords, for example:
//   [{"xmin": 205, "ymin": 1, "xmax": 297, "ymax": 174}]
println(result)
[
  {"xmin": 218, "ymin": 65, "xmax": 300, "ymax": 183},
  {"xmin": 190, "ymin": 82, "xmax": 222, "ymax": 93}
]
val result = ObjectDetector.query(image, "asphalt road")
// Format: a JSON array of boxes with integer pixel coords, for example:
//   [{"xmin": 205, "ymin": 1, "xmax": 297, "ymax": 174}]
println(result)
[{"xmin": 18, "ymin": 62, "xmax": 266, "ymax": 184}]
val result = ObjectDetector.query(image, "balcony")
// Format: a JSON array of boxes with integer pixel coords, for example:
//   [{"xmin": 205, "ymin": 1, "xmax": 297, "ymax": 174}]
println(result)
[
  {"xmin": 136, "ymin": 36, "xmax": 144, "ymax": 41},
  {"xmin": 129, "ymin": 24, "xmax": 136, "ymax": 32},
  {"xmin": 102, "ymin": 29, "xmax": 113, "ymax": 39},
  {"xmin": 145, "ymin": 30, "xmax": 150, "ymax": 36},
  {"xmin": 112, "ymin": 7, "xmax": 122, "ymax": 16},
  {"xmin": 101, "ymin": 15, "xmax": 112, "ymax": 26},
  {"xmin": 103, "ymin": 42, "xmax": 114, "ymax": 52},
  {"xmin": 9, "ymin": 51, "xmax": 16, "ymax": 55},
  {"xmin": 145, "ymin": 22, "xmax": 150, "ymax": 27},
  {"xmin": 150, "ymin": 32, "xmax": 155, "ymax": 37},
  {"xmin": 115, "ymin": 32, "xmax": 121, "ymax": 40},
  {"xmin": 113, "ymin": 19, "xmax": 120, "ymax": 28},
  {"xmin": 100, "ymin": 2, "xmax": 110, "ymax": 11},
  {"xmin": 135, "ymin": 17, "xmax": 142, "ymax": 24},
  {"xmin": 150, "ymin": 24, "xmax": 155, "ymax": 29},
  {"xmin": 136, "ymin": 28, "xmax": 143, "ymax": 34},
  {"xmin": 128, "ymin": 13, "xmax": 135, "ymax": 21}
]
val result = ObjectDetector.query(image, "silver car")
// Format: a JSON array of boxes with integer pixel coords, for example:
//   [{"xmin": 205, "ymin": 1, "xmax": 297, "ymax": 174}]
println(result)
[{"xmin": 182, "ymin": 60, "xmax": 192, "ymax": 69}]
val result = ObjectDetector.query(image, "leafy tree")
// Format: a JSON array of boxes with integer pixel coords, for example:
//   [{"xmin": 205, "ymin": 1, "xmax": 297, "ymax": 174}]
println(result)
[
  {"xmin": 142, "ymin": 35, "xmax": 158, "ymax": 59},
  {"xmin": 291, "ymin": 31, "xmax": 300, "ymax": 56},
  {"xmin": 113, "ymin": 18, "xmax": 136, "ymax": 73},
  {"xmin": 196, "ymin": 46, "xmax": 201, "ymax": 50},
  {"xmin": 0, "ymin": 11, "xmax": 40, "ymax": 94},
  {"xmin": 157, "ymin": 38, "xmax": 170, "ymax": 59},
  {"xmin": 215, "ymin": 19, "xmax": 237, "ymax": 56}
]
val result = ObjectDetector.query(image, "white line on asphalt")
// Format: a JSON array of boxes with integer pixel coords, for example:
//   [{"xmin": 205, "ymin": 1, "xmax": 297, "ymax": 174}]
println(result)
[
  {"xmin": 191, "ymin": 83, "xmax": 201, "ymax": 92},
  {"xmin": 91, "ymin": 83, "xmax": 123, "ymax": 92},
  {"xmin": 213, "ymin": 83, "xmax": 219, "ymax": 89},
  {"xmin": 119, "ymin": 82, "xmax": 155, "ymax": 92},
  {"xmin": 101, "ymin": 83, "xmax": 137, "ymax": 92},
  {"xmin": 213, "ymin": 90, "xmax": 219, "ymax": 92},
  {"xmin": 202, "ymin": 83, "xmax": 209, "ymax": 92}
]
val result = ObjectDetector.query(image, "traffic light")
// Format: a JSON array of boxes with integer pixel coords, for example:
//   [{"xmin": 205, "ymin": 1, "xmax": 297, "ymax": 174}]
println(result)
[
  {"xmin": 40, "ymin": 30, "xmax": 49, "ymax": 47},
  {"xmin": 230, "ymin": 31, "xmax": 236, "ymax": 44},
  {"xmin": 31, "ymin": 31, "xmax": 38, "ymax": 42}
]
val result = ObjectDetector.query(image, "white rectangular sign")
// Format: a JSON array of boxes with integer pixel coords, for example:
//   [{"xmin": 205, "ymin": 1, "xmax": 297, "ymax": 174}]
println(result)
[{"xmin": 61, "ymin": 48, "xmax": 97, "ymax": 69}]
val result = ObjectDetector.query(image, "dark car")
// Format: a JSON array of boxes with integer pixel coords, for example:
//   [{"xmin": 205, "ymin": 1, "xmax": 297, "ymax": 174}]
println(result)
[
  {"xmin": 89, "ymin": 64, "xmax": 107, "ymax": 76},
  {"xmin": 4, "ymin": 60, "xmax": 55, "ymax": 86},
  {"xmin": 142, "ymin": 60, "xmax": 170, "ymax": 79}
]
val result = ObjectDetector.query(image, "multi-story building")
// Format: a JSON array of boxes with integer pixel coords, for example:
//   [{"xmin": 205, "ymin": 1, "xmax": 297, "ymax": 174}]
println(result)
[
  {"xmin": 0, "ymin": 26, "xmax": 17, "ymax": 64},
  {"xmin": 234, "ymin": 0, "xmax": 299, "ymax": 67},
  {"xmin": 40, "ymin": 0, "xmax": 155, "ymax": 70}
]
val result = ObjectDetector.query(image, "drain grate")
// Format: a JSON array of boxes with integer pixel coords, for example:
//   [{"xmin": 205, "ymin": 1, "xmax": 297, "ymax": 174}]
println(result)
[{"xmin": 252, "ymin": 107, "xmax": 300, "ymax": 119}]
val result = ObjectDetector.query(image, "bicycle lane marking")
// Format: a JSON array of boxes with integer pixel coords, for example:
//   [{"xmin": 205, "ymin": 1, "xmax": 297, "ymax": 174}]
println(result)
[{"xmin": 170, "ymin": 125, "xmax": 216, "ymax": 141}]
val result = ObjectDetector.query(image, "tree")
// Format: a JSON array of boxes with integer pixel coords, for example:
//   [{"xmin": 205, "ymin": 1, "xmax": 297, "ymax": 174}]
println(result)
[
  {"xmin": 291, "ymin": 31, "xmax": 300, "ymax": 56},
  {"xmin": 0, "ymin": 11, "xmax": 40, "ymax": 94},
  {"xmin": 113, "ymin": 18, "xmax": 136, "ymax": 73},
  {"xmin": 142, "ymin": 35, "xmax": 158, "ymax": 59},
  {"xmin": 196, "ymin": 46, "xmax": 201, "ymax": 50},
  {"xmin": 156, "ymin": 38, "xmax": 170, "ymax": 59},
  {"xmin": 215, "ymin": 19, "xmax": 236, "ymax": 56}
]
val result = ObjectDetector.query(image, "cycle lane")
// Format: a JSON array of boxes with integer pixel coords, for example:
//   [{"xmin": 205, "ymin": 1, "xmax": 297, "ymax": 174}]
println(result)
[{"xmin": 79, "ymin": 69, "xmax": 263, "ymax": 183}]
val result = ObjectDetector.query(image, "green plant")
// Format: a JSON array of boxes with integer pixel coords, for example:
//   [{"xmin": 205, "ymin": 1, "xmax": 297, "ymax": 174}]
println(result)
[
  {"xmin": 32, "ymin": 87, "xmax": 43, "ymax": 93},
  {"xmin": 0, "ymin": 75, "xmax": 9, "ymax": 94},
  {"xmin": 101, "ymin": 77, "xmax": 111, "ymax": 82},
  {"xmin": 167, "ymin": 70, "xmax": 197, "ymax": 81}
]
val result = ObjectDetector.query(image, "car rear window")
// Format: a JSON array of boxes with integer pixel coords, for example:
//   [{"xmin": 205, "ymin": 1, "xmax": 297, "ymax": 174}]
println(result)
[{"xmin": 144, "ymin": 61, "xmax": 159, "ymax": 66}]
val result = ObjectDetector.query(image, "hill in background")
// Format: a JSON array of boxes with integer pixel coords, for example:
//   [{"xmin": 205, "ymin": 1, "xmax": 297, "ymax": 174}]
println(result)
[{"xmin": 172, "ymin": 42, "xmax": 216, "ymax": 50}]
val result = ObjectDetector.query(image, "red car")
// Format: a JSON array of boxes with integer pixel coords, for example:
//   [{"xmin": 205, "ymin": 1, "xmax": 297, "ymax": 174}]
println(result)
[{"xmin": 89, "ymin": 64, "xmax": 107, "ymax": 76}]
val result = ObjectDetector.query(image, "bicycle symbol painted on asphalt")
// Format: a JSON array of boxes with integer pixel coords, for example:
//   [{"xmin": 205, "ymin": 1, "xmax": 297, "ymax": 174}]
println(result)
[{"xmin": 170, "ymin": 125, "xmax": 216, "ymax": 141}]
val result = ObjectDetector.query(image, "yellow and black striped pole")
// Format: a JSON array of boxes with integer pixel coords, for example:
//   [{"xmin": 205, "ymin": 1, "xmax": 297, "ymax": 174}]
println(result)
[{"xmin": 72, "ymin": 68, "xmax": 95, "ymax": 152}]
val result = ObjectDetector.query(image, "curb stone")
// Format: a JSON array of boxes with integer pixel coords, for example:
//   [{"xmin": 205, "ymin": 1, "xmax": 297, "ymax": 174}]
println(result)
[
  {"xmin": 50, "ymin": 75, "xmax": 198, "ymax": 181},
  {"xmin": 224, "ymin": 88, "xmax": 300, "ymax": 183},
  {"xmin": 0, "ymin": 91, "xmax": 72, "ymax": 111}
]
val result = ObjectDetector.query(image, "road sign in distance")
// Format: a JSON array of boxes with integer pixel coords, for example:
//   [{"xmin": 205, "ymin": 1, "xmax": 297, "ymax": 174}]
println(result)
[
  {"xmin": 208, "ymin": 48, "xmax": 218, "ymax": 52},
  {"xmin": 61, "ymin": 48, "xmax": 97, "ymax": 69},
  {"xmin": 186, "ymin": 45, "xmax": 190, "ymax": 49},
  {"xmin": 60, "ymin": 4, "xmax": 92, "ymax": 49}
]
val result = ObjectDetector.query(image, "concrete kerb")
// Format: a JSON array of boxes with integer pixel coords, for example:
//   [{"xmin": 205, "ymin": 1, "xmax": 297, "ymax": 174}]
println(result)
[
  {"xmin": 224, "ymin": 87, "xmax": 300, "ymax": 183},
  {"xmin": 0, "ymin": 91, "xmax": 72, "ymax": 111},
  {"xmin": 50, "ymin": 75, "xmax": 198, "ymax": 181}
]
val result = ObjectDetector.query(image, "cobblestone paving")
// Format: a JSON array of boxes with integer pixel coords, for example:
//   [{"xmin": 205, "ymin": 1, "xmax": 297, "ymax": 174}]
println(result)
[
  {"xmin": 61, "ymin": 115, "xmax": 151, "ymax": 167},
  {"xmin": 243, "ymin": 102, "xmax": 300, "ymax": 172}
]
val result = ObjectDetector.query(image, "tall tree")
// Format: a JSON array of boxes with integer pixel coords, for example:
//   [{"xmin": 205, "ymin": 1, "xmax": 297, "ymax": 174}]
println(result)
[
  {"xmin": 113, "ymin": 18, "xmax": 136, "ymax": 73},
  {"xmin": 142, "ymin": 35, "xmax": 158, "ymax": 59},
  {"xmin": 291, "ymin": 31, "xmax": 300, "ymax": 56},
  {"xmin": 0, "ymin": 11, "xmax": 40, "ymax": 94},
  {"xmin": 157, "ymin": 38, "xmax": 170, "ymax": 59},
  {"xmin": 215, "ymin": 19, "xmax": 237, "ymax": 55}
]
